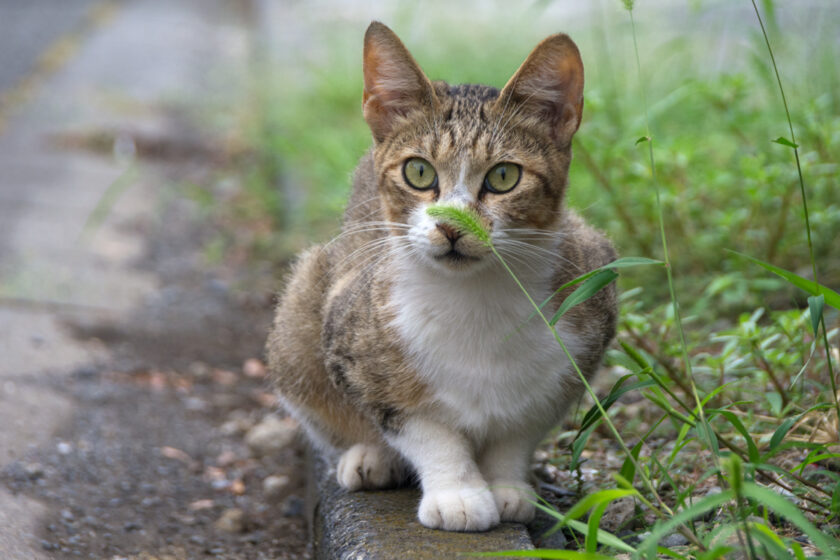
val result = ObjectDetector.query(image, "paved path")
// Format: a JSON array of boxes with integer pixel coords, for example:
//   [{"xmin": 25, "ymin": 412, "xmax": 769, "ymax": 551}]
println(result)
[{"xmin": 0, "ymin": 1, "xmax": 262, "ymax": 557}]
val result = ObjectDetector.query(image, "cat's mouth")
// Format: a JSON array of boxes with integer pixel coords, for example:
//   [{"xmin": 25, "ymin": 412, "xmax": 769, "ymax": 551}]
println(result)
[{"xmin": 434, "ymin": 249, "xmax": 480, "ymax": 263}]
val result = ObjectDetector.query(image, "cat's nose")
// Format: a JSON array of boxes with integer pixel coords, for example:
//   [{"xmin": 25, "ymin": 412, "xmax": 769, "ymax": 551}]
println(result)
[{"xmin": 436, "ymin": 223, "xmax": 462, "ymax": 245}]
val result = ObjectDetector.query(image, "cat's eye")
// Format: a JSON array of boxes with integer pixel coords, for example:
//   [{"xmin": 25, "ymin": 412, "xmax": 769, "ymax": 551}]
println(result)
[
  {"xmin": 484, "ymin": 163, "xmax": 521, "ymax": 194},
  {"xmin": 403, "ymin": 158, "xmax": 438, "ymax": 190}
]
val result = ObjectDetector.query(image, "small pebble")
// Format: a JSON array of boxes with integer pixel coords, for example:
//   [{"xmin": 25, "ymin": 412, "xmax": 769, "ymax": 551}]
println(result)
[
  {"xmin": 212, "ymin": 369, "xmax": 238, "ymax": 386},
  {"xmin": 243, "ymin": 358, "xmax": 266, "ymax": 378},
  {"xmin": 183, "ymin": 397, "xmax": 207, "ymax": 411},
  {"xmin": 661, "ymin": 533, "xmax": 689, "ymax": 547},
  {"xmin": 245, "ymin": 415, "xmax": 298, "ymax": 457},
  {"xmin": 219, "ymin": 420, "xmax": 243, "ymax": 436},
  {"xmin": 56, "ymin": 441, "xmax": 73, "ymax": 455},
  {"xmin": 189, "ymin": 499, "xmax": 214, "ymax": 511},
  {"xmin": 188, "ymin": 361, "xmax": 212, "ymax": 379},
  {"xmin": 230, "ymin": 478, "xmax": 246, "ymax": 495},
  {"xmin": 262, "ymin": 475, "xmax": 290, "ymax": 497},
  {"xmin": 214, "ymin": 508, "xmax": 246, "ymax": 533},
  {"xmin": 211, "ymin": 478, "xmax": 231, "ymax": 491},
  {"xmin": 240, "ymin": 531, "xmax": 264, "ymax": 544},
  {"xmin": 216, "ymin": 450, "xmax": 238, "ymax": 467},
  {"xmin": 24, "ymin": 462, "xmax": 45, "ymax": 479}
]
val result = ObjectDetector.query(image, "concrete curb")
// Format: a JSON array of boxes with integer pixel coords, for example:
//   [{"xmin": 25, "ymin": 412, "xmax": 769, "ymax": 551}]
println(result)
[{"xmin": 308, "ymin": 452, "xmax": 536, "ymax": 559}]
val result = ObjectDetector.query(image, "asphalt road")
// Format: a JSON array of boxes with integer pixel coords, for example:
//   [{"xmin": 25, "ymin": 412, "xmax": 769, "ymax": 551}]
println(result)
[{"xmin": 0, "ymin": 0, "xmax": 101, "ymax": 93}]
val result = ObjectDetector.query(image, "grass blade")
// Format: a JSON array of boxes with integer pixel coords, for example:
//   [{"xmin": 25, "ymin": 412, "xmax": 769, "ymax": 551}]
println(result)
[
  {"xmin": 579, "ymin": 375, "xmax": 656, "ymax": 431},
  {"xmin": 639, "ymin": 489, "xmax": 735, "ymax": 558},
  {"xmin": 530, "ymin": 501, "xmax": 637, "ymax": 554},
  {"xmin": 771, "ymin": 136, "xmax": 798, "ymax": 148},
  {"xmin": 586, "ymin": 501, "xmax": 610, "ymax": 553},
  {"xmin": 768, "ymin": 416, "xmax": 797, "ymax": 452},
  {"xmin": 715, "ymin": 410, "xmax": 760, "ymax": 463},
  {"xmin": 426, "ymin": 204, "xmax": 491, "ymax": 245},
  {"xmin": 470, "ymin": 551, "xmax": 613, "ymax": 559},
  {"xmin": 550, "ymin": 269, "xmax": 618, "ymax": 325},
  {"xmin": 741, "ymin": 482, "xmax": 840, "ymax": 556},
  {"xmin": 728, "ymin": 250, "xmax": 840, "ymax": 309},
  {"xmin": 809, "ymin": 294, "xmax": 825, "ymax": 336},
  {"xmin": 561, "ymin": 489, "xmax": 638, "ymax": 523}
]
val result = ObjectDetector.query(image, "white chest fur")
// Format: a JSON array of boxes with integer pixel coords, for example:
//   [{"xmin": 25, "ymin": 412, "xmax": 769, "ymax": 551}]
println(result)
[{"xmin": 389, "ymin": 260, "xmax": 582, "ymax": 438}]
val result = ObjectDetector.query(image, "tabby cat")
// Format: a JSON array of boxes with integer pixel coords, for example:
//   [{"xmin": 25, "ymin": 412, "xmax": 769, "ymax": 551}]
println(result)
[{"xmin": 266, "ymin": 22, "xmax": 617, "ymax": 532}]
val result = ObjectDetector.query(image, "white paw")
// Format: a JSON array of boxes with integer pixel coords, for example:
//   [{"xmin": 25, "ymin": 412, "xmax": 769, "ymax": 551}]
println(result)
[
  {"xmin": 418, "ymin": 486, "xmax": 500, "ymax": 532},
  {"xmin": 337, "ymin": 443, "xmax": 399, "ymax": 491},
  {"xmin": 489, "ymin": 480, "xmax": 535, "ymax": 523}
]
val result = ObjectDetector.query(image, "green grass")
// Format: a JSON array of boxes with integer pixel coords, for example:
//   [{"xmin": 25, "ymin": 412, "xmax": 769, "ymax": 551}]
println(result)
[{"xmin": 205, "ymin": 1, "xmax": 840, "ymax": 557}]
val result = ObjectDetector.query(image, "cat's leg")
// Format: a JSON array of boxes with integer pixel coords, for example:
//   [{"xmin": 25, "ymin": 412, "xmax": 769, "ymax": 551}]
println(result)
[
  {"xmin": 268, "ymin": 246, "xmax": 408, "ymax": 490},
  {"xmin": 282, "ymin": 397, "xmax": 408, "ymax": 491},
  {"xmin": 386, "ymin": 416, "xmax": 500, "ymax": 532},
  {"xmin": 478, "ymin": 434, "xmax": 538, "ymax": 523}
]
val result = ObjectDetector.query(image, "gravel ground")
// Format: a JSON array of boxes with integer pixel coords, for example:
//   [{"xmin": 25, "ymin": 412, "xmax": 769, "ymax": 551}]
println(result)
[
  {"xmin": 2, "ymin": 363, "xmax": 309, "ymax": 559},
  {"xmin": 0, "ymin": 155, "xmax": 311, "ymax": 559}
]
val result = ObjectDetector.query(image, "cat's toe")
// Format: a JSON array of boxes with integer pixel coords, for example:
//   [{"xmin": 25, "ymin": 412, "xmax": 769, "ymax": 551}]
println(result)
[
  {"xmin": 336, "ymin": 443, "xmax": 398, "ymax": 491},
  {"xmin": 490, "ymin": 480, "xmax": 535, "ymax": 523},
  {"xmin": 418, "ymin": 486, "xmax": 500, "ymax": 532}
]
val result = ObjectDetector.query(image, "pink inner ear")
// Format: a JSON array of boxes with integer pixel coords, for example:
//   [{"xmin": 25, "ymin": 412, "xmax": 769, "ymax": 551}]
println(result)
[
  {"xmin": 497, "ymin": 34, "xmax": 584, "ymax": 146},
  {"xmin": 362, "ymin": 30, "xmax": 436, "ymax": 141}
]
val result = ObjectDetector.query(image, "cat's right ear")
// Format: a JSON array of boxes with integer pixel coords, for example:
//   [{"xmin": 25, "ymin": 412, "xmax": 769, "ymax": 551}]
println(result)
[{"xmin": 363, "ymin": 22, "xmax": 437, "ymax": 143}]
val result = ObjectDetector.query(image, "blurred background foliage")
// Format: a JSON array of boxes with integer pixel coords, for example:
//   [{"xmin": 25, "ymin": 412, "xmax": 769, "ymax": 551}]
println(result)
[{"xmin": 211, "ymin": 0, "xmax": 839, "ymax": 317}]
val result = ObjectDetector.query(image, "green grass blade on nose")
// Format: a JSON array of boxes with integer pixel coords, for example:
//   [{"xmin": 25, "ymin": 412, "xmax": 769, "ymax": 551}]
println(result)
[{"xmin": 426, "ymin": 204, "xmax": 491, "ymax": 246}]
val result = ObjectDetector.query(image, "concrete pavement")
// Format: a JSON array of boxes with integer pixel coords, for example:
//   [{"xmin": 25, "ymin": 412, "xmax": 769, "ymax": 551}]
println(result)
[{"xmin": 0, "ymin": 1, "xmax": 253, "ymax": 557}]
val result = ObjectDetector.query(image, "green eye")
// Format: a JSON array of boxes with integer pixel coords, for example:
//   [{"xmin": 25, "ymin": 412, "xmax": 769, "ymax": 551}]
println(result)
[
  {"xmin": 484, "ymin": 163, "xmax": 521, "ymax": 194},
  {"xmin": 403, "ymin": 158, "xmax": 437, "ymax": 190}
]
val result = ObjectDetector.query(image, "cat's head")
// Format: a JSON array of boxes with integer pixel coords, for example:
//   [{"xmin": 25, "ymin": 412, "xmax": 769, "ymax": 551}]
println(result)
[{"xmin": 363, "ymin": 22, "xmax": 584, "ymax": 276}]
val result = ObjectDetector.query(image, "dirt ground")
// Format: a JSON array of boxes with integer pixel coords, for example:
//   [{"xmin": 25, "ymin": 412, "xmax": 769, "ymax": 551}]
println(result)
[{"xmin": 0, "ymin": 162, "xmax": 311, "ymax": 559}]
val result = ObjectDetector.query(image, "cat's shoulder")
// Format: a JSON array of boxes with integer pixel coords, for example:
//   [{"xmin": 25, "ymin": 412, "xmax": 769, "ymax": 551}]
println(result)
[{"xmin": 554, "ymin": 209, "xmax": 617, "ymax": 287}]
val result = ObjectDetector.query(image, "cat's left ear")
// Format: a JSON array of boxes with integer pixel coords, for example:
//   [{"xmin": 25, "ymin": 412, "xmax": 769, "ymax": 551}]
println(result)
[
  {"xmin": 495, "ymin": 34, "xmax": 584, "ymax": 148},
  {"xmin": 363, "ymin": 22, "xmax": 438, "ymax": 143}
]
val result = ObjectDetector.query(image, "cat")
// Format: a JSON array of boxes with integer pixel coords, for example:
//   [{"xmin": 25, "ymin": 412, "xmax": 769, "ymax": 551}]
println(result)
[{"xmin": 266, "ymin": 21, "xmax": 617, "ymax": 532}]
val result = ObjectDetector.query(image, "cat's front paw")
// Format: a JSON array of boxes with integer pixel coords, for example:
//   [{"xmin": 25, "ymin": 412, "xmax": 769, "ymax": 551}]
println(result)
[
  {"xmin": 489, "ymin": 480, "xmax": 536, "ymax": 523},
  {"xmin": 337, "ymin": 443, "xmax": 401, "ymax": 491},
  {"xmin": 418, "ymin": 486, "xmax": 500, "ymax": 531}
]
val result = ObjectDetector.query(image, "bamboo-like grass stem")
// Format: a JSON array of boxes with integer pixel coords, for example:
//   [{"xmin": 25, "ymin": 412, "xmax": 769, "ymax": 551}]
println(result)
[
  {"xmin": 750, "ymin": 0, "xmax": 839, "ymax": 427},
  {"xmin": 488, "ymin": 244, "xmax": 706, "ymax": 551}
]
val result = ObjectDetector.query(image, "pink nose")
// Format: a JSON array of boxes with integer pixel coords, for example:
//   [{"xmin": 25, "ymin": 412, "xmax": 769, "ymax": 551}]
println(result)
[{"xmin": 436, "ymin": 223, "xmax": 462, "ymax": 244}]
